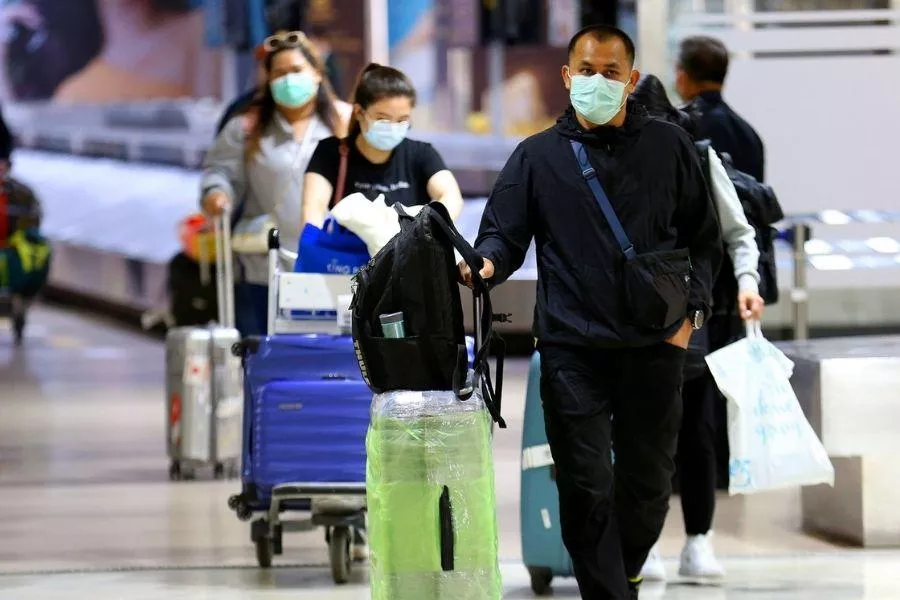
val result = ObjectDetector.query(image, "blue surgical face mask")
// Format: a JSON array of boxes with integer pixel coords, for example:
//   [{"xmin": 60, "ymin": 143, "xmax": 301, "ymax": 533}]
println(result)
[
  {"xmin": 568, "ymin": 72, "xmax": 631, "ymax": 126},
  {"xmin": 362, "ymin": 118, "xmax": 410, "ymax": 151},
  {"xmin": 270, "ymin": 72, "xmax": 318, "ymax": 108}
]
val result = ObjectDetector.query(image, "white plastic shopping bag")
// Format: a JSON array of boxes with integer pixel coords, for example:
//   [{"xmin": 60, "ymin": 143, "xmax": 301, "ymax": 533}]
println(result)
[{"xmin": 705, "ymin": 322, "xmax": 834, "ymax": 495}]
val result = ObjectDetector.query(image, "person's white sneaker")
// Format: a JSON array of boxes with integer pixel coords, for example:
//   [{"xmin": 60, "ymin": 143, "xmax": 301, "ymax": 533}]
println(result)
[
  {"xmin": 351, "ymin": 528, "xmax": 368, "ymax": 562},
  {"xmin": 640, "ymin": 545, "xmax": 667, "ymax": 582},
  {"xmin": 678, "ymin": 533, "xmax": 725, "ymax": 582},
  {"xmin": 352, "ymin": 543, "xmax": 369, "ymax": 562}
]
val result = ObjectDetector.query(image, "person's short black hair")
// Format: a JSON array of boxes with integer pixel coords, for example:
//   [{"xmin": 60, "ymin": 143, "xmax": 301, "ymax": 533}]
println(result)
[
  {"xmin": 567, "ymin": 24, "xmax": 636, "ymax": 66},
  {"xmin": 678, "ymin": 36, "xmax": 730, "ymax": 84}
]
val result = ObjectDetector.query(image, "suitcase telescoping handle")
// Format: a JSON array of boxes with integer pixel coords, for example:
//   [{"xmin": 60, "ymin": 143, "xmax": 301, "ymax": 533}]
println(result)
[
  {"xmin": 213, "ymin": 210, "xmax": 236, "ymax": 329},
  {"xmin": 266, "ymin": 228, "xmax": 280, "ymax": 336}
]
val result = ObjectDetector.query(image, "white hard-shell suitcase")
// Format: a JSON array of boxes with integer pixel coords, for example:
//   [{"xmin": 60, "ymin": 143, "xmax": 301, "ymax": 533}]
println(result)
[{"xmin": 165, "ymin": 213, "xmax": 242, "ymax": 480}]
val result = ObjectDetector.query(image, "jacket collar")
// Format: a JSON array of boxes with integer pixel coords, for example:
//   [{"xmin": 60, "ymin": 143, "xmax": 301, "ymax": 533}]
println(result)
[
  {"xmin": 696, "ymin": 90, "xmax": 724, "ymax": 105},
  {"xmin": 554, "ymin": 100, "xmax": 650, "ymax": 145}
]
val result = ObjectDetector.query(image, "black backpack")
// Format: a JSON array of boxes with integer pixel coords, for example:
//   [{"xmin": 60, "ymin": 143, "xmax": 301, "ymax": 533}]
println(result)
[
  {"xmin": 168, "ymin": 252, "xmax": 218, "ymax": 327},
  {"xmin": 350, "ymin": 202, "xmax": 506, "ymax": 428},
  {"xmin": 696, "ymin": 140, "xmax": 784, "ymax": 311}
]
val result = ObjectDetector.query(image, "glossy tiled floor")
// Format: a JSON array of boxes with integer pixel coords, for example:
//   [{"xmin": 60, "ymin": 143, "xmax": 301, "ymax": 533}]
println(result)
[{"xmin": 1, "ymin": 305, "xmax": 898, "ymax": 599}]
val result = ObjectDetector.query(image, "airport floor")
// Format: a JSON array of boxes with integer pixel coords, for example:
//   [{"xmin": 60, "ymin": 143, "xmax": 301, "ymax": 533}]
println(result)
[{"xmin": 1, "ymin": 305, "xmax": 899, "ymax": 599}]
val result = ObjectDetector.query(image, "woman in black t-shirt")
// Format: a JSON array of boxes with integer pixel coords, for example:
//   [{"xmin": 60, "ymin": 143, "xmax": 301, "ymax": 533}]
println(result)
[{"xmin": 301, "ymin": 63, "xmax": 463, "ymax": 229}]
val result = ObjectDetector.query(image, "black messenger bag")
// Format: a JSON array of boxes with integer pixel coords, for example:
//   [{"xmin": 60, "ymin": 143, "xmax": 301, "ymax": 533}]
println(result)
[{"xmin": 570, "ymin": 140, "xmax": 692, "ymax": 332}]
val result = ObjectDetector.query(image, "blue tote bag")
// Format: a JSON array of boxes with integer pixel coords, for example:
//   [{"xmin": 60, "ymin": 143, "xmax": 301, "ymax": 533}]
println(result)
[
  {"xmin": 295, "ymin": 219, "xmax": 369, "ymax": 274},
  {"xmin": 295, "ymin": 141, "xmax": 370, "ymax": 275}
]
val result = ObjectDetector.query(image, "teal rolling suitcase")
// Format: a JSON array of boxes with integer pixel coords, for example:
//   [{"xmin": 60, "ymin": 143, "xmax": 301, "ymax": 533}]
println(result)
[{"xmin": 520, "ymin": 351, "xmax": 574, "ymax": 595}]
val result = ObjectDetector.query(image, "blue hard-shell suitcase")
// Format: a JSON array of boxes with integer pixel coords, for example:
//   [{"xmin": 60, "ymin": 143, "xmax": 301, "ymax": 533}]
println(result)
[
  {"xmin": 236, "ymin": 334, "xmax": 369, "ymax": 512},
  {"xmin": 250, "ymin": 378, "xmax": 370, "ymax": 491},
  {"xmin": 234, "ymin": 334, "xmax": 476, "ymax": 514},
  {"xmin": 520, "ymin": 351, "xmax": 574, "ymax": 595},
  {"xmin": 245, "ymin": 334, "xmax": 361, "ymax": 384}
]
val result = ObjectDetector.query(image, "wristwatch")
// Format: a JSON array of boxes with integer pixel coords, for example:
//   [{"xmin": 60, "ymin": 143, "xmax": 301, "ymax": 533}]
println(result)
[{"xmin": 689, "ymin": 309, "xmax": 705, "ymax": 331}]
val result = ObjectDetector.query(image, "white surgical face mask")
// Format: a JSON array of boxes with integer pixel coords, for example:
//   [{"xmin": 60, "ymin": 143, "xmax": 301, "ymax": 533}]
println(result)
[{"xmin": 568, "ymin": 72, "xmax": 631, "ymax": 126}]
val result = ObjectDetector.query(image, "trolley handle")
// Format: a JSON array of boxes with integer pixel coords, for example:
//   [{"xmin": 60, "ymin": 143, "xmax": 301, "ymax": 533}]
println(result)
[{"xmin": 213, "ymin": 210, "xmax": 236, "ymax": 329}]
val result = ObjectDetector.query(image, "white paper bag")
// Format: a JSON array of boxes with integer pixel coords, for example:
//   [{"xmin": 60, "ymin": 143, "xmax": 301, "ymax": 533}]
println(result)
[{"xmin": 705, "ymin": 322, "xmax": 834, "ymax": 495}]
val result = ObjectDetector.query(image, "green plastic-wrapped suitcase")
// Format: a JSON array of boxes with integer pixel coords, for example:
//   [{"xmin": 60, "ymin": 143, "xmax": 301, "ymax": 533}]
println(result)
[{"xmin": 366, "ymin": 389, "xmax": 501, "ymax": 600}]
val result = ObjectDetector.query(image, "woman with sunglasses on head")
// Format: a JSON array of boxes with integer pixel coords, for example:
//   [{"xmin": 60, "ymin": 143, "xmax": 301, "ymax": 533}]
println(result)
[
  {"xmin": 301, "ymin": 63, "xmax": 463, "ymax": 231},
  {"xmin": 201, "ymin": 31, "xmax": 350, "ymax": 337}
]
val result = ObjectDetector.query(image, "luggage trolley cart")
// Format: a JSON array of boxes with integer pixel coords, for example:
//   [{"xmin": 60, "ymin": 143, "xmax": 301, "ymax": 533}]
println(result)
[
  {"xmin": 0, "ymin": 179, "xmax": 42, "ymax": 345},
  {"xmin": 229, "ymin": 228, "xmax": 367, "ymax": 584}
]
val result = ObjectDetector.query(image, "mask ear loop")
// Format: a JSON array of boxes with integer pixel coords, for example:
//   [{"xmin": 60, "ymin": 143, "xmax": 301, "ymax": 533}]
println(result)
[{"xmin": 613, "ymin": 70, "xmax": 635, "ymax": 115}]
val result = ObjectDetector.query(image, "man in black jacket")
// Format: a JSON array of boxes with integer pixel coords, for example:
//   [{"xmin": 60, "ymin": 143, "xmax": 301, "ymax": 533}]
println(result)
[
  {"xmin": 676, "ymin": 36, "xmax": 766, "ymax": 182},
  {"xmin": 463, "ymin": 25, "xmax": 722, "ymax": 599}
]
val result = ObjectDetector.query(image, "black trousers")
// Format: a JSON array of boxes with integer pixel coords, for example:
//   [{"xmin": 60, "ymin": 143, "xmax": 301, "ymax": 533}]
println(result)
[
  {"xmin": 540, "ymin": 343, "xmax": 685, "ymax": 600},
  {"xmin": 677, "ymin": 314, "xmax": 743, "ymax": 535},
  {"xmin": 676, "ymin": 372, "xmax": 718, "ymax": 534}
]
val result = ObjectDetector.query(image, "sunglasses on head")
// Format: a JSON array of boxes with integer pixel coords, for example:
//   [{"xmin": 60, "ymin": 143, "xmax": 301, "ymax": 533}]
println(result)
[{"xmin": 263, "ymin": 31, "xmax": 308, "ymax": 53}]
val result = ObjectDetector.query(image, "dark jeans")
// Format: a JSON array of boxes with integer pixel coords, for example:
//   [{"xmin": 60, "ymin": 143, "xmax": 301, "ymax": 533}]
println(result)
[
  {"xmin": 540, "ymin": 343, "xmax": 685, "ymax": 600},
  {"xmin": 234, "ymin": 282, "xmax": 269, "ymax": 338},
  {"xmin": 677, "ymin": 314, "xmax": 743, "ymax": 534}
]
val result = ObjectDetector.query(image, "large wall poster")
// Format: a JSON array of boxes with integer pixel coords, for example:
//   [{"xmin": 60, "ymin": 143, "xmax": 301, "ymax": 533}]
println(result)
[
  {"xmin": 0, "ymin": 0, "xmax": 222, "ymax": 103},
  {"xmin": 387, "ymin": 0, "xmax": 438, "ymax": 130},
  {"xmin": 306, "ymin": 0, "xmax": 366, "ymax": 101}
]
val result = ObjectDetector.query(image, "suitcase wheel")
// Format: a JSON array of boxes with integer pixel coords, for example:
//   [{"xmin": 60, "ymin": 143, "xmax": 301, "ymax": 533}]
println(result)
[
  {"xmin": 255, "ymin": 535, "xmax": 274, "ymax": 568},
  {"xmin": 168, "ymin": 461, "xmax": 195, "ymax": 481},
  {"xmin": 273, "ymin": 524, "xmax": 284, "ymax": 555},
  {"xmin": 252, "ymin": 519, "xmax": 274, "ymax": 568},
  {"xmin": 329, "ymin": 526, "xmax": 352, "ymax": 585},
  {"xmin": 235, "ymin": 501, "xmax": 253, "ymax": 522},
  {"xmin": 528, "ymin": 566, "xmax": 553, "ymax": 596}
]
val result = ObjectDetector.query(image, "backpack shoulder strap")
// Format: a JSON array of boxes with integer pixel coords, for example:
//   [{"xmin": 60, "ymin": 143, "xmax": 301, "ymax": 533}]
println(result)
[
  {"xmin": 694, "ymin": 139, "xmax": 714, "ymax": 187},
  {"xmin": 418, "ymin": 202, "xmax": 507, "ymax": 428},
  {"xmin": 569, "ymin": 140, "xmax": 636, "ymax": 261},
  {"xmin": 395, "ymin": 202, "xmax": 485, "ymax": 286}
]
